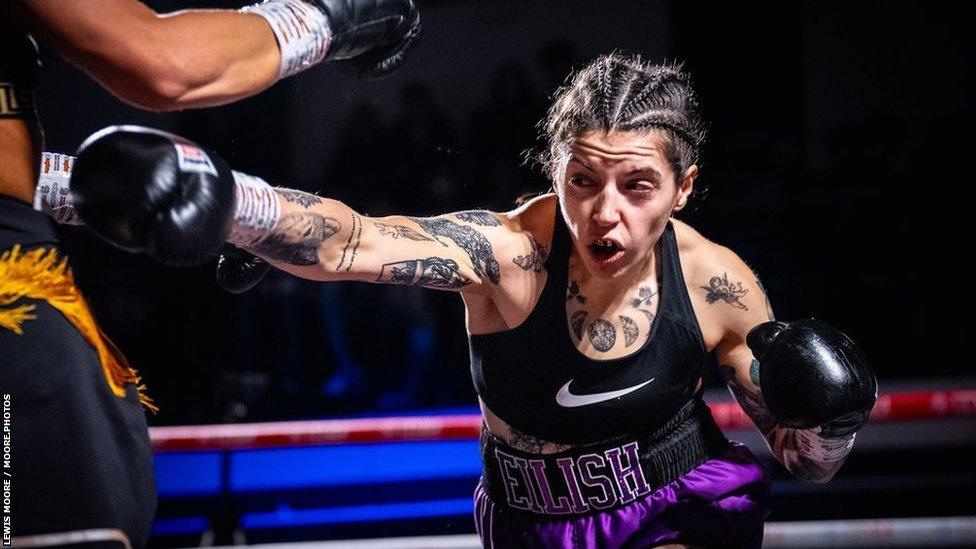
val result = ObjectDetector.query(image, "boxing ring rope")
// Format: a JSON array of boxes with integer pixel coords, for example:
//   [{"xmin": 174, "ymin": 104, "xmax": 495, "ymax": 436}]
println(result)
[
  {"xmin": 150, "ymin": 388, "xmax": 976, "ymax": 451},
  {"xmin": 151, "ymin": 388, "xmax": 976, "ymax": 547},
  {"xmin": 197, "ymin": 517, "xmax": 976, "ymax": 548}
]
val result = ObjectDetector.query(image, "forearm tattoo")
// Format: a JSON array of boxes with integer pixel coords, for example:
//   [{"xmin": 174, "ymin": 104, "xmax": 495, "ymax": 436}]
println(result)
[
  {"xmin": 775, "ymin": 429, "xmax": 852, "ymax": 483},
  {"xmin": 374, "ymin": 222, "xmax": 439, "ymax": 244},
  {"xmin": 376, "ymin": 257, "xmax": 471, "ymax": 289},
  {"xmin": 570, "ymin": 310, "xmax": 588, "ymax": 341},
  {"xmin": 587, "ymin": 318, "xmax": 617, "ymax": 352},
  {"xmin": 722, "ymin": 360, "xmax": 850, "ymax": 482},
  {"xmin": 251, "ymin": 211, "xmax": 341, "ymax": 266},
  {"xmin": 336, "ymin": 213, "xmax": 363, "ymax": 272},
  {"xmin": 277, "ymin": 188, "xmax": 324, "ymax": 208},
  {"xmin": 410, "ymin": 216, "xmax": 501, "ymax": 284},
  {"xmin": 619, "ymin": 315, "xmax": 639, "ymax": 347},
  {"xmin": 455, "ymin": 210, "xmax": 502, "ymax": 227},
  {"xmin": 566, "ymin": 280, "xmax": 586, "ymax": 304},
  {"xmin": 508, "ymin": 425, "xmax": 573, "ymax": 454},
  {"xmin": 513, "ymin": 235, "xmax": 549, "ymax": 273},
  {"xmin": 702, "ymin": 272, "xmax": 749, "ymax": 310},
  {"xmin": 719, "ymin": 360, "xmax": 777, "ymax": 435}
]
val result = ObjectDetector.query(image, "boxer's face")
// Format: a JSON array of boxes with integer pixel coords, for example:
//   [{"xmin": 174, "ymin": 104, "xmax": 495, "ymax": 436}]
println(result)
[{"xmin": 556, "ymin": 130, "xmax": 697, "ymax": 280}]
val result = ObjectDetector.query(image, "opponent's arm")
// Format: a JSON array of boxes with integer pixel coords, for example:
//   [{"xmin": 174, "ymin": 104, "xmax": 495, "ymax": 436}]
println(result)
[
  {"xmin": 709, "ymin": 252, "xmax": 875, "ymax": 483},
  {"xmin": 4, "ymin": 0, "xmax": 419, "ymax": 111}
]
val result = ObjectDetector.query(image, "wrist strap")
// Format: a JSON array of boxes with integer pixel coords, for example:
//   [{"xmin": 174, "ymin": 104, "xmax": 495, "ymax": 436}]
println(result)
[
  {"xmin": 794, "ymin": 428, "xmax": 855, "ymax": 462},
  {"xmin": 34, "ymin": 152, "xmax": 81, "ymax": 225},
  {"xmin": 227, "ymin": 171, "xmax": 281, "ymax": 248},
  {"xmin": 243, "ymin": 0, "xmax": 332, "ymax": 79}
]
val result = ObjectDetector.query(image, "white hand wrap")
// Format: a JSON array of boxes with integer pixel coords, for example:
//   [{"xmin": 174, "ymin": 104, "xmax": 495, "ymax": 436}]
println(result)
[
  {"xmin": 243, "ymin": 0, "xmax": 332, "ymax": 79},
  {"xmin": 34, "ymin": 152, "xmax": 82, "ymax": 225},
  {"xmin": 227, "ymin": 171, "xmax": 281, "ymax": 248},
  {"xmin": 794, "ymin": 428, "xmax": 855, "ymax": 462}
]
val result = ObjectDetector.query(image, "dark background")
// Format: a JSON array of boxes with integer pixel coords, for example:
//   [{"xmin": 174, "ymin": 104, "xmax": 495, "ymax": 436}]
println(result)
[{"xmin": 34, "ymin": 0, "xmax": 971, "ymax": 427}]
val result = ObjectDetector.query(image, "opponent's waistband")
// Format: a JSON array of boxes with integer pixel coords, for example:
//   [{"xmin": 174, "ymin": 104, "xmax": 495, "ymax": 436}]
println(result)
[
  {"xmin": 480, "ymin": 398, "xmax": 730, "ymax": 517},
  {"xmin": 0, "ymin": 194, "xmax": 58, "ymax": 250}
]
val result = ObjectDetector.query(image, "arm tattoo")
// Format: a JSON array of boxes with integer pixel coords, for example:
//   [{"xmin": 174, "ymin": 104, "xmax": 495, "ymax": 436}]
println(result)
[
  {"xmin": 723, "ymin": 361, "xmax": 849, "ymax": 482},
  {"xmin": 455, "ymin": 210, "xmax": 502, "ymax": 227},
  {"xmin": 776, "ymin": 429, "xmax": 852, "ymax": 483},
  {"xmin": 276, "ymin": 188, "xmax": 324, "ymax": 208},
  {"xmin": 376, "ymin": 257, "xmax": 471, "ymax": 289},
  {"xmin": 570, "ymin": 310, "xmax": 588, "ymax": 341},
  {"xmin": 410, "ymin": 216, "xmax": 501, "ymax": 284},
  {"xmin": 508, "ymin": 425, "xmax": 573, "ymax": 454},
  {"xmin": 701, "ymin": 272, "xmax": 749, "ymax": 310},
  {"xmin": 720, "ymin": 361, "xmax": 777, "ymax": 434},
  {"xmin": 755, "ymin": 277, "xmax": 775, "ymax": 320},
  {"xmin": 619, "ymin": 315, "xmax": 639, "ymax": 347},
  {"xmin": 513, "ymin": 235, "xmax": 549, "ymax": 272},
  {"xmin": 567, "ymin": 280, "xmax": 586, "ymax": 304},
  {"xmin": 252, "ymin": 212, "xmax": 341, "ymax": 266},
  {"xmin": 336, "ymin": 213, "xmax": 363, "ymax": 272},
  {"xmin": 374, "ymin": 222, "xmax": 439, "ymax": 244},
  {"xmin": 587, "ymin": 318, "xmax": 617, "ymax": 352}
]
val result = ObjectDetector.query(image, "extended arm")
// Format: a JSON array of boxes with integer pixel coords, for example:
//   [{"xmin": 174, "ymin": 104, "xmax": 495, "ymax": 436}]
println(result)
[
  {"xmin": 67, "ymin": 126, "xmax": 536, "ymax": 299},
  {"xmin": 233, "ymin": 185, "xmax": 511, "ymax": 295},
  {"xmin": 4, "ymin": 0, "xmax": 419, "ymax": 111}
]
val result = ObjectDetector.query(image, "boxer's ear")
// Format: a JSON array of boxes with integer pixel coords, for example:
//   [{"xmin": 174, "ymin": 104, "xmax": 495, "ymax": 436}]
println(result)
[{"xmin": 673, "ymin": 164, "xmax": 698, "ymax": 212}]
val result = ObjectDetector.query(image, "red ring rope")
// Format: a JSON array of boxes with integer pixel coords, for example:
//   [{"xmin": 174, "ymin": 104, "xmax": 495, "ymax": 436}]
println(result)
[{"xmin": 149, "ymin": 388, "xmax": 976, "ymax": 452}]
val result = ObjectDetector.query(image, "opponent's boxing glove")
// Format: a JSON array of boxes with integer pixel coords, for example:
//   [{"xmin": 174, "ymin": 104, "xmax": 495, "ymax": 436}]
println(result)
[
  {"xmin": 246, "ymin": 0, "xmax": 420, "ymax": 80},
  {"xmin": 316, "ymin": 0, "xmax": 421, "ymax": 78},
  {"xmin": 747, "ymin": 319, "xmax": 877, "ymax": 438},
  {"xmin": 70, "ymin": 126, "xmax": 236, "ymax": 265},
  {"xmin": 216, "ymin": 245, "xmax": 270, "ymax": 293}
]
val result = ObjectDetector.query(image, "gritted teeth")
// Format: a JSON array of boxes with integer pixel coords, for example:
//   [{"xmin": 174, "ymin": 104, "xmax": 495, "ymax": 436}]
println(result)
[{"xmin": 591, "ymin": 238, "xmax": 622, "ymax": 249}]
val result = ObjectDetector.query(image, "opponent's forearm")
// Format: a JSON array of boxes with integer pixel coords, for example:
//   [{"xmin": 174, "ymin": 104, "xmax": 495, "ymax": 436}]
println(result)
[
  {"xmin": 12, "ymin": 0, "xmax": 280, "ymax": 110},
  {"xmin": 133, "ymin": 10, "xmax": 281, "ymax": 109}
]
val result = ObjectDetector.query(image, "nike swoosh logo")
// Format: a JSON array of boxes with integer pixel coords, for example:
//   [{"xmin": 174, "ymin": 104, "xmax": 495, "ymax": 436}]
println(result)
[{"xmin": 555, "ymin": 378, "xmax": 655, "ymax": 408}]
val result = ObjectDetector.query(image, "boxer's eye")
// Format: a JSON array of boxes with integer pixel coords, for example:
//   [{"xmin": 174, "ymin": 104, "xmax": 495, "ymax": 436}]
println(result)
[
  {"xmin": 569, "ymin": 175, "xmax": 594, "ymax": 188},
  {"xmin": 626, "ymin": 180, "xmax": 654, "ymax": 192}
]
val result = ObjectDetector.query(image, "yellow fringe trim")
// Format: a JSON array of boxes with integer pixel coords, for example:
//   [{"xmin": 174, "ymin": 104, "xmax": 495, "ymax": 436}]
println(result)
[{"xmin": 0, "ymin": 245, "xmax": 157, "ymax": 412}]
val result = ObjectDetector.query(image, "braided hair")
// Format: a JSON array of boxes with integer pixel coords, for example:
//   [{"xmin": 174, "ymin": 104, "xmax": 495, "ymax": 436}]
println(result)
[{"xmin": 539, "ymin": 53, "xmax": 706, "ymax": 189}]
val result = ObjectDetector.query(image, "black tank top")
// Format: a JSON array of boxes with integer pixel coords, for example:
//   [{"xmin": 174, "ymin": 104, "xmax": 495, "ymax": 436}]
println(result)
[{"xmin": 469, "ymin": 207, "xmax": 708, "ymax": 444}]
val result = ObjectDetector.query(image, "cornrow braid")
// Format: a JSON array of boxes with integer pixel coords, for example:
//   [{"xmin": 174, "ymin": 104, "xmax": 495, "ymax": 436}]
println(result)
[
  {"xmin": 595, "ymin": 57, "xmax": 615, "ymax": 129},
  {"xmin": 536, "ymin": 53, "xmax": 707, "ymax": 191}
]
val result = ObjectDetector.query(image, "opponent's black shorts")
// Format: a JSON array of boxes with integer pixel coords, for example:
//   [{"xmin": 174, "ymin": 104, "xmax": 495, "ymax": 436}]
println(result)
[{"xmin": 1, "ymin": 195, "xmax": 156, "ymax": 547}]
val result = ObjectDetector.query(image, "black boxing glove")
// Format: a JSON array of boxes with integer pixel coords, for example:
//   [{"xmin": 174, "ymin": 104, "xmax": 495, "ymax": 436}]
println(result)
[
  {"xmin": 0, "ymin": 20, "xmax": 40, "ymax": 119},
  {"xmin": 318, "ymin": 0, "xmax": 421, "ymax": 78},
  {"xmin": 216, "ymin": 245, "xmax": 270, "ymax": 294},
  {"xmin": 244, "ymin": 0, "xmax": 420, "ymax": 80},
  {"xmin": 747, "ymin": 319, "xmax": 877, "ymax": 439},
  {"xmin": 70, "ymin": 126, "xmax": 237, "ymax": 265}
]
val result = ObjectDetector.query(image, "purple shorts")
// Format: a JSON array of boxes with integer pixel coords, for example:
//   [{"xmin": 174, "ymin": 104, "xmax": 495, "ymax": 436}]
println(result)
[{"xmin": 473, "ymin": 442, "xmax": 770, "ymax": 548}]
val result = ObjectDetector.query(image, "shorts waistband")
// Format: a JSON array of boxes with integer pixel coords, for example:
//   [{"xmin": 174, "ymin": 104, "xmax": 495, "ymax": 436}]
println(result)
[{"xmin": 481, "ymin": 399, "xmax": 730, "ymax": 517}]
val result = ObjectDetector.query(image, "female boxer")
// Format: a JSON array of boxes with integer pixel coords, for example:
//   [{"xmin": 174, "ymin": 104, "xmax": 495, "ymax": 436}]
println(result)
[{"xmin": 71, "ymin": 53, "xmax": 876, "ymax": 548}]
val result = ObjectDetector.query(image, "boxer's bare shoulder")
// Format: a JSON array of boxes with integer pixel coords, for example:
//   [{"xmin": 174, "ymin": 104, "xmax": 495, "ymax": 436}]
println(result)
[
  {"xmin": 672, "ymin": 219, "xmax": 772, "ymax": 352},
  {"xmin": 463, "ymin": 194, "xmax": 558, "ymax": 334}
]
